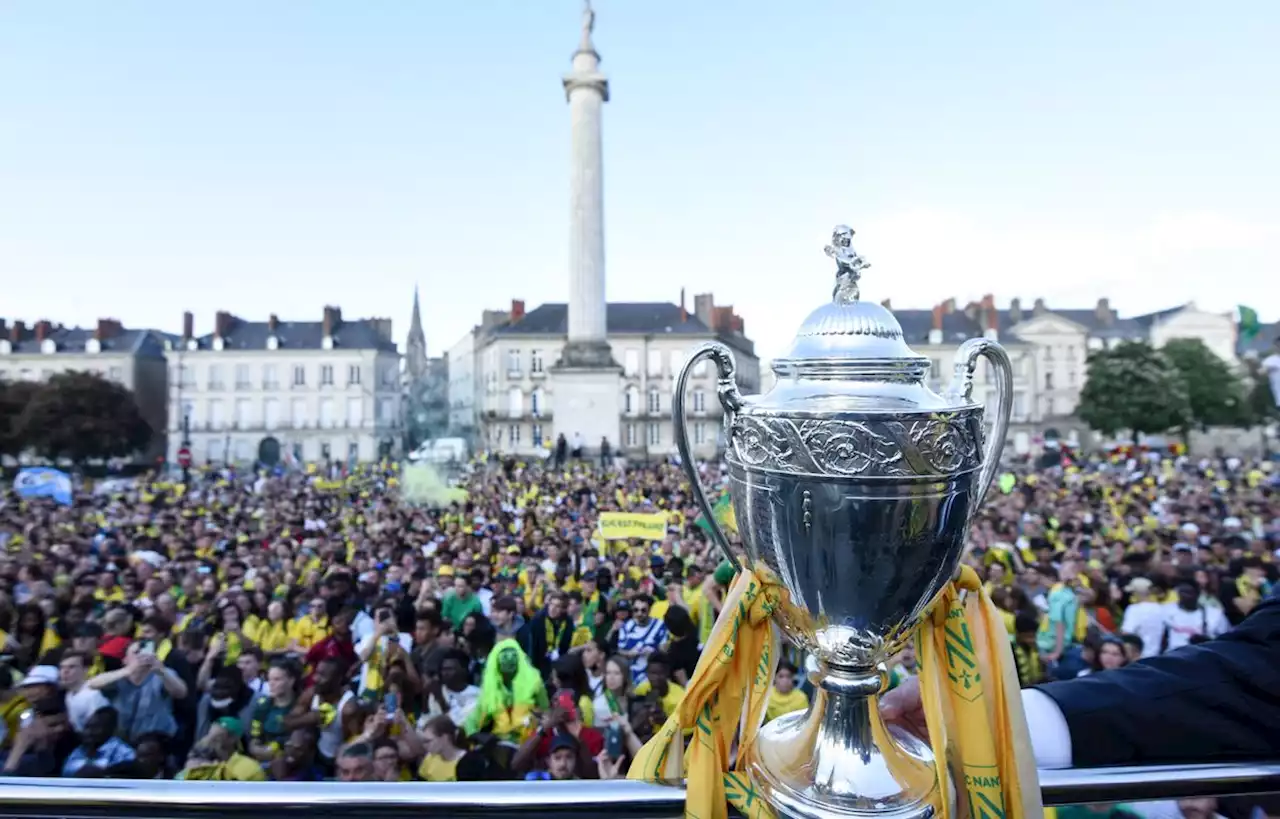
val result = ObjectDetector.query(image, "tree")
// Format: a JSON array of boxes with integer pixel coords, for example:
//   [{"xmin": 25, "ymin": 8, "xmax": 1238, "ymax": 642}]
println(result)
[
  {"xmin": 0, "ymin": 378, "xmax": 40, "ymax": 458},
  {"xmin": 1161, "ymin": 338, "xmax": 1249, "ymax": 438},
  {"xmin": 1240, "ymin": 362, "xmax": 1280, "ymax": 428},
  {"xmin": 1077, "ymin": 341, "xmax": 1192, "ymax": 441},
  {"xmin": 15, "ymin": 371, "xmax": 151, "ymax": 463}
]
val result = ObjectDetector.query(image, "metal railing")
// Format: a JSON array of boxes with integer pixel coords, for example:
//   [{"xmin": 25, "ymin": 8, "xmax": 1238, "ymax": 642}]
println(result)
[{"xmin": 0, "ymin": 763, "xmax": 1277, "ymax": 817}]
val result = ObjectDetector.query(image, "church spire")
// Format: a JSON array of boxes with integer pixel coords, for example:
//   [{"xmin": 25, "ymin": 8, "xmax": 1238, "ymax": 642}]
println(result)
[{"xmin": 406, "ymin": 284, "xmax": 428, "ymax": 381}]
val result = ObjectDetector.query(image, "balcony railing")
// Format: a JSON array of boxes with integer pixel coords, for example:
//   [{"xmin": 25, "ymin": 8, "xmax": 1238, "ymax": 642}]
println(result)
[{"xmin": 0, "ymin": 762, "xmax": 1277, "ymax": 817}]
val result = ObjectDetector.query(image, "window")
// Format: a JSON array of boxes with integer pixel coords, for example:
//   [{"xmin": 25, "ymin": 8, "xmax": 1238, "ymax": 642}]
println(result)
[
  {"xmin": 531, "ymin": 388, "xmax": 544, "ymax": 417},
  {"xmin": 293, "ymin": 365, "xmax": 306, "ymax": 386},
  {"xmin": 625, "ymin": 385, "xmax": 640, "ymax": 416},
  {"xmin": 508, "ymin": 424, "xmax": 521, "ymax": 445},
  {"xmin": 1013, "ymin": 392, "xmax": 1026, "ymax": 420},
  {"xmin": 647, "ymin": 388, "xmax": 661, "ymax": 414},
  {"xmin": 1044, "ymin": 347, "xmax": 1054, "ymax": 362},
  {"xmin": 207, "ymin": 399, "xmax": 224, "ymax": 429},
  {"xmin": 235, "ymin": 364, "xmax": 251, "ymax": 390},
  {"xmin": 377, "ymin": 398, "xmax": 394, "ymax": 423},
  {"xmin": 205, "ymin": 438, "xmax": 219, "ymax": 462},
  {"xmin": 381, "ymin": 365, "xmax": 397, "ymax": 386},
  {"xmin": 647, "ymin": 349, "xmax": 662, "ymax": 377},
  {"xmin": 319, "ymin": 398, "xmax": 335, "ymax": 427},
  {"xmin": 347, "ymin": 397, "xmax": 363, "ymax": 427},
  {"xmin": 264, "ymin": 398, "xmax": 280, "ymax": 429},
  {"xmin": 1068, "ymin": 370, "xmax": 1077, "ymax": 387},
  {"xmin": 507, "ymin": 349, "xmax": 521, "ymax": 375},
  {"xmin": 234, "ymin": 399, "xmax": 251, "ymax": 428},
  {"xmin": 693, "ymin": 354, "xmax": 708, "ymax": 377},
  {"xmin": 348, "ymin": 441, "xmax": 360, "ymax": 463},
  {"xmin": 624, "ymin": 349, "xmax": 640, "ymax": 376},
  {"xmin": 263, "ymin": 365, "xmax": 278, "ymax": 390},
  {"xmin": 347, "ymin": 365, "xmax": 361, "ymax": 386},
  {"xmin": 692, "ymin": 389, "xmax": 706, "ymax": 414},
  {"xmin": 532, "ymin": 424, "xmax": 543, "ymax": 447},
  {"xmin": 320, "ymin": 365, "xmax": 334, "ymax": 386},
  {"xmin": 694, "ymin": 422, "xmax": 706, "ymax": 445},
  {"xmin": 108, "ymin": 366, "xmax": 123, "ymax": 382},
  {"xmin": 1046, "ymin": 397, "xmax": 1055, "ymax": 417},
  {"xmin": 234, "ymin": 439, "xmax": 251, "ymax": 462},
  {"xmin": 647, "ymin": 423, "xmax": 661, "ymax": 446},
  {"xmin": 626, "ymin": 423, "xmax": 637, "ymax": 447},
  {"xmin": 1045, "ymin": 373, "xmax": 1054, "ymax": 390},
  {"xmin": 508, "ymin": 387, "xmax": 522, "ymax": 417},
  {"xmin": 179, "ymin": 364, "xmax": 195, "ymax": 388},
  {"xmin": 1066, "ymin": 346, "xmax": 1076, "ymax": 361},
  {"xmin": 291, "ymin": 398, "xmax": 307, "ymax": 427},
  {"xmin": 18, "ymin": 368, "xmax": 34, "ymax": 382},
  {"xmin": 530, "ymin": 350, "xmax": 543, "ymax": 374},
  {"xmin": 207, "ymin": 365, "xmax": 224, "ymax": 390}
]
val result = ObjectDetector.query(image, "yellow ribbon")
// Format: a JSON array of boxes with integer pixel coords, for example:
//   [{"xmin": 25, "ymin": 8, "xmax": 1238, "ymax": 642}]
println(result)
[
  {"xmin": 917, "ymin": 565, "xmax": 1041, "ymax": 819},
  {"xmin": 629, "ymin": 564, "xmax": 1040, "ymax": 819},
  {"xmin": 628, "ymin": 567, "xmax": 782, "ymax": 819}
]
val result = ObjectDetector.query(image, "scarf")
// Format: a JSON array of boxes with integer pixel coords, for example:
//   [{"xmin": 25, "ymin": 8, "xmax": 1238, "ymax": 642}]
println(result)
[{"xmin": 628, "ymin": 564, "xmax": 1040, "ymax": 819}]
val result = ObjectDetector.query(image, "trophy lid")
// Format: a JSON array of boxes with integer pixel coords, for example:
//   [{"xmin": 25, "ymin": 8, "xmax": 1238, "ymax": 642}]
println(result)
[{"xmin": 772, "ymin": 227, "xmax": 932, "ymax": 383}]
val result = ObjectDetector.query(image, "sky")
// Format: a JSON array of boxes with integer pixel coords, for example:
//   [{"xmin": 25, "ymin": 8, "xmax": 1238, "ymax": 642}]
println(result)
[{"xmin": 2, "ymin": 1, "xmax": 1278, "ymax": 364}]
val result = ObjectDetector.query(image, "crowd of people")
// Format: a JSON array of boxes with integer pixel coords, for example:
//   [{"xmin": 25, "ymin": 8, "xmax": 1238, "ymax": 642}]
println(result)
[{"xmin": 0, "ymin": 448, "xmax": 1275, "ymax": 810}]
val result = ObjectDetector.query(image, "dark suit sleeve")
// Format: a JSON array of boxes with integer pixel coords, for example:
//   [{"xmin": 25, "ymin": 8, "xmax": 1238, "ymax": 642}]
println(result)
[{"xmin": 1037, "ymin": 595, "xmax": 1280, "ymax": 767}]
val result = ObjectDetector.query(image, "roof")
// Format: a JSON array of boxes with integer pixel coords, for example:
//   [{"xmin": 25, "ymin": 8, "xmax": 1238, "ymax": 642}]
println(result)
[
  {"xmin": 495, "ymin": 302, "xmax": 713, "ymax": 336},
  {"xmin": 0, "ymin": 326, "xmax": 163, "ymax": 357},
  {"xmin": 185, "ymin": 319, "xmax": 397, "ymax": 353},
  {"xmin": 892, "ymin": 306, "xmax": 1154, "ymax": 347}
]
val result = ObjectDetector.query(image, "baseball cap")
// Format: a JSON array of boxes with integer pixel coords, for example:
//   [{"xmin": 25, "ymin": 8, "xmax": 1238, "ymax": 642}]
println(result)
[
  {"xmin": 549, "ymin": 733, "xmax": 577, "ymax": 755},
  {"xmin": 1124, "ymin": 577, "xmax": 1153, "ymax": 595},
  {"xmin": 19, "ymin": 666, "xmax": 59, "ymax": 688}
]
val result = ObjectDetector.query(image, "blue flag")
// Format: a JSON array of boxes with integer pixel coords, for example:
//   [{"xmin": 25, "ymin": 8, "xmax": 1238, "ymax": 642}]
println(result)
[{"xmin": 13, "ymin": 467, "xmax": 73, "ymax": 506}]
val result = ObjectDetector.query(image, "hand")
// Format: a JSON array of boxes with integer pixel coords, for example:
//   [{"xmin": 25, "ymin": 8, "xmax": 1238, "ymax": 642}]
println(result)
[
  {"xmin": 210, "ymin": 633, "xmax": 226, "ymax": 654},
  {"xmin": 596, "ymin": 751, "xmax": 622, "ymax": 780},
  {"xmin": 878, "ymin": 675, "xmax": 929, "ymax": 743},
  {"xmin": 1044, "ymin": 651, "xmax": 1061, "ymax": 664}
]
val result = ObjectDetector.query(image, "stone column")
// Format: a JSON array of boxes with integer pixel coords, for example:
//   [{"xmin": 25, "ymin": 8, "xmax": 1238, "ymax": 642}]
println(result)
[{"xmin": 560, "ymin": 15, "xmax": 613, "ymax": 367}]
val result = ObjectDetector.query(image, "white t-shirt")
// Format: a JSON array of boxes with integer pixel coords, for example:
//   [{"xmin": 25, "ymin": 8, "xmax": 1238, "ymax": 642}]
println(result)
[
  {"xmin": 1262, "ymin": 353, "xmax": 1280, "ymax": 409},
  {"xmin": 421, "ymin": 684, "xmax": 480, "ymax": 729},
  {"xmin": 66, "ymin": 686, "xmax": 110, "ymax": 732},
  {"xmin": 1120, "ymin": 600, "xmax": 1169, "ymax": 658},
  {"xmin": 1163, "ymin": 604, "xmax": 1229, "ymax": 652}
]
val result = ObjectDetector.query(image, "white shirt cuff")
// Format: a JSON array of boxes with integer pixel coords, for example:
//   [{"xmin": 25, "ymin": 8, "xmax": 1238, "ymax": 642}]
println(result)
[{"xmin": 1022, "ymin": 688, "xmax": 1073, "ymax": 769}]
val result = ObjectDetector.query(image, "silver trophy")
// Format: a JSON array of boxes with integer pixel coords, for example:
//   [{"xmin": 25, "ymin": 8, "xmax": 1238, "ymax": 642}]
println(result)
[{"xmin": 673, "ymin": 226, "xmax": 1013, "ymax": 819}]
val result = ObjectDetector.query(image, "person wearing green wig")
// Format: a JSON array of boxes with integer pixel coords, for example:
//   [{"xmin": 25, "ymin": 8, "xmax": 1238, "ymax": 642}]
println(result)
[{"xmin": 463, "ymin": 638, "xmax": 548, "ymax": 743}]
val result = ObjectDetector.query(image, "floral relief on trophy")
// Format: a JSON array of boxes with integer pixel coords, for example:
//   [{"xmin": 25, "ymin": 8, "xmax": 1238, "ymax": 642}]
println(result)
[{"xmin": 729, "ymin": 412, "xmax": 980, "ymax": 479}]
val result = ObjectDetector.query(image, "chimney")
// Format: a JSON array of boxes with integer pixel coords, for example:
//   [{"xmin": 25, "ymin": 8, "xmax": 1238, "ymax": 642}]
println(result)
[
  {"xmin": 95, "ymin": 319, "xmax": 123, "ymax": 340},
  {"xmin": 679, "ymin": 288, "xmax": 687, "ymax": 323},
  {"xmin": 182, "ymin": 311, "xmax": 194, "ymax": 339},
  {"xmin": 267, "ymin": 314, "xmax": 279, "ymax": 333},
  {"xmin": 11, "ymin": 320, "xmax": 25, "ymax": 343},
  {"xmin": 1033, "ymin": 298, "xmax": 1047, "ymax": 316},
  {"xmin": 733, "ymin": 315, "xmax": 744, "ymax": 334},
  {"xmin": 880, "ymin": 298, "xmax": 892, "ymax": 311},
  {"xmin": 510, "ymin": 300, "xmax": 525, "ymax": 322},
  {"xmin": 942, "ymin": 298, "xmax": 956, "ymax": 314},
  {"xmin": 34, "ymin": 320, "xmax": 51, "ymax": 343},
  {"xmin": 373, "ymin": 318, "xmax": 393, "ymax": 342},
  {"xmin": 214, "ymin": 311, "xmax": 234, "ymax": 339},
  {"xmin": 929, "ymin": 305, "xmax": 944, "ymax": 344},
  {"xmin": 0, "ymin": 319, "xmax": 7, "ymax": 340},
  {"xmin": 963, "ymin": 301, "xmax": 979, "ymax": 322},
  {"xmin": 694, "ymin": 293, "xmax": 714, "ymax": 327},
  {"xmin": 321, "ymin": 307, "xmax": 334, "ymax": 338},
  {"xmin": 984, "ymin": 300, "xmax": 999, "ymax": 341},
  {"xmin": 1009, "ymin": 298, "xmax": 1022, "ymax": 324},
  {"xmin": 1095, "ymin": 298, "xmax": 1113, "ymax": 326}
]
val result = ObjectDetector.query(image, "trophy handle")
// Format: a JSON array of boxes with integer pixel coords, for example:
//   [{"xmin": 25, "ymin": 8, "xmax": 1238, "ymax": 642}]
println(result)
[
  {"xmin": 673, "ymin": 341, "xmax": 744, "ymax": 572},
  {"xmin": 945, "ymin": 337, "xmax": 1013, "ymax": 507}
]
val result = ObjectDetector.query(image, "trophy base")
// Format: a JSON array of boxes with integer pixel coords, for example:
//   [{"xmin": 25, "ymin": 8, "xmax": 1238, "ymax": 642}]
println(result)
[{"xmin": 747, "ymin": 664, "xmax": 947, "ymax": 819}]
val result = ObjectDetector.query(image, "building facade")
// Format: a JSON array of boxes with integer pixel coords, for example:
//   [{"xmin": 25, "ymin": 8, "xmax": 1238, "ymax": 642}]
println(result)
[
  {"xmin": 0, "ymin": 318, "xmax": 170, "ymax": 460},
  {"xmin": 889, "ymin": 296, "xmax": 1240, "ymax": 453},
  {"xmin": 164, "ymin": 308, "xmax": 402, "ymax": 467},
  {"xmin": 449, "ymin": 294, "xmax": 759, "ymax": 460}
]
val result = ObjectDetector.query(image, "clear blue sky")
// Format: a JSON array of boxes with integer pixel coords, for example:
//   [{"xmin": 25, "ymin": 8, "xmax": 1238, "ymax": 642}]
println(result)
[{"xmin": 2, "ymin": 1, "xmax": 1277, "ymax": 362}]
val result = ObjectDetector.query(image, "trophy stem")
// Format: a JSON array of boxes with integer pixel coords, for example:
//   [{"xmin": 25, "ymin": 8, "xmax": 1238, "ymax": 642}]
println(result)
[{"xmin": 748, "ymin": 663, "xmax": 944, "ymax": 819}]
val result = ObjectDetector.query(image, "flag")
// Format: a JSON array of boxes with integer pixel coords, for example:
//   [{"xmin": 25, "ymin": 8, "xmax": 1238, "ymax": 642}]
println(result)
[
  {"xmin": 1239, "ymin": 305, "xmax": 1262, "ymax": 341},
  {"xmin": 697, "ymin": 493, "xmax": 737, "ymax": 537},
  {"xmin": 13, "ymin": 468, "xmax": 73, "ymax": 506}
]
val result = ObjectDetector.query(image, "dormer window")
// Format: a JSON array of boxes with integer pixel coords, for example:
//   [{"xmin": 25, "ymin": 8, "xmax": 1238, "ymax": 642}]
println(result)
[
  {"xmin": 163, "ymin": 338, "xmax": 174, "ymax": 351},
  {"xmin": 40, "ymin": 338, "xmax": 56, "ymax": 354},
  {"xmin": 0, "ymin": 340, "xmax": 10, "ymax": 354},
  {"xmin": 86, "ymin": 338, "xmax": 102, "ymax": 354},
  {"xmin": 322, "ymin": 335, "xmax": 335, "ymax": 351},
  {"xmin": 267, "ymin": 335, "xmax": 279, "ymax": 350},
  {"xmin": 213, "ymin": 336, "xmax": 225, "ymax": 351},
  {"xmin": 187, "ymin": 338, "xmax": 199, "ymax": 351}
]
